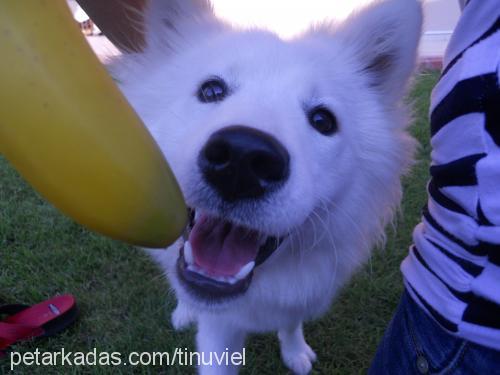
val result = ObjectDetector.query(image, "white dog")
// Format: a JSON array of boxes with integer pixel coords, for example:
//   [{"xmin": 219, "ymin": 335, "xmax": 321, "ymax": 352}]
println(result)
[{"xmin": 114, "ymin": 0, "xmax": 422, "ymax": 373}]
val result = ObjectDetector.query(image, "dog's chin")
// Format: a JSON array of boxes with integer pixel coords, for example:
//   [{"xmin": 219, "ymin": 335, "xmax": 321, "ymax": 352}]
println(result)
[{"xmin": 175, "ymin": 208, "xmax": 283, "ymax": 303}]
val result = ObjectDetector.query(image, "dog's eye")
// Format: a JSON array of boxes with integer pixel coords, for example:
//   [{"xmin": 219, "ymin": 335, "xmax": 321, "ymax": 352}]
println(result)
[
  {"xmin": 308, "ymin": 107, "xmax": 338, "ymax": 135},
  {"xmin": 198, "ymin": 78, "xmax": 227, "ymax": 103}
]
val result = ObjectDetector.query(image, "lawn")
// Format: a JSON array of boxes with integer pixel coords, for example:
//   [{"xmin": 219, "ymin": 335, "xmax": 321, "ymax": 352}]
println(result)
[{"xmin": 0, "ymin": 71, "xmax": 439, "ymax": 374}]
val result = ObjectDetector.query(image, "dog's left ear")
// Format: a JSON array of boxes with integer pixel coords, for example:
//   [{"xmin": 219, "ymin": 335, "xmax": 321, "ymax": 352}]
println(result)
[
  {"xmin": 338, "ymin": 0, "xmax": 422, "ymax": 98},
  {"xmin": 144, "ymin": 0, "xmax": 223, "ymax": 53}
]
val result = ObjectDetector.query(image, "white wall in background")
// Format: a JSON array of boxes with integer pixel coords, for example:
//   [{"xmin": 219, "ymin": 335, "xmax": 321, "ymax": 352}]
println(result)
[
  {"xmin": 421, "ymin": 0, "xmax": 461, "ymax": 57},
  {"xmin": 212, "ymin": 0, "xmax": 461, "ymax": 57}
]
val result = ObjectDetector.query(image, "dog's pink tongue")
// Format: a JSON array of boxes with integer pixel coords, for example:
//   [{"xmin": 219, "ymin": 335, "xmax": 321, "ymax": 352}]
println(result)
[{"xmin": 189, "ymin": 213, "xmax": 259, "ymax": 277}]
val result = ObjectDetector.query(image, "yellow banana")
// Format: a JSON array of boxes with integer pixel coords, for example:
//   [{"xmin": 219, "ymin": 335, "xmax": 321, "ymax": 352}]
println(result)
[{"xmin": 0, "ymin": 0, "xmax": 187, "ymax": 247}]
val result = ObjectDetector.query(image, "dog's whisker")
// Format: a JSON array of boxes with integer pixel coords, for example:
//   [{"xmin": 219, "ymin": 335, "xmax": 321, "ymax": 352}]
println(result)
[
  {"xmin": 304, "ymin": 209, "xmax": 328, "ymax": 253},
  {"xmin": 319, "ymin": 197, "xmax": 370, "ymax": 249},
  {"xmin": 315, "ymin": 215, "xmax": 331, "ymax": 249}
]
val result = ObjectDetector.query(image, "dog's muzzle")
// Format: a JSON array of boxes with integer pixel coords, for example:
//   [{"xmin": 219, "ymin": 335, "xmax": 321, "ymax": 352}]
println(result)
[{"xmin": 176, "ymin": 126, "xmax": 289, "ymax": 301}]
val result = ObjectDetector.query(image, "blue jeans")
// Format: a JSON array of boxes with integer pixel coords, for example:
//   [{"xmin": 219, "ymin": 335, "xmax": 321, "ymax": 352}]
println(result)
[{"xmin": 369, "ymin": 289, "xmax": 500, "ymax": 374}]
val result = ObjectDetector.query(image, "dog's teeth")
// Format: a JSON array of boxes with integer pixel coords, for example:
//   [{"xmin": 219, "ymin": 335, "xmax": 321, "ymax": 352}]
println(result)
[
  {"xmin": 194, "ymin": 267, "xmax": 208, "ymax": 276},
  {"xmin": 184, "ymin": 241, "xmax": 194, "ymax": 265},
  {"xmin": 226, "ymin": 276, "xmax": 238, "ymax": 285},
  {"xmin": 235, "ymin": 261, "xmax": 255, "ymax": 280},
  {"xmin": 190, "ymin": 267, "xmax": 206, "ymax": 276}
]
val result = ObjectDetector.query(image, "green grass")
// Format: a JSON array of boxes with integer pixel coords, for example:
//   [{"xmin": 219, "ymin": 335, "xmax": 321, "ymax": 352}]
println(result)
[{"xmin": 0, "ymin": 71, "xmax": 439, "ymax": 374}]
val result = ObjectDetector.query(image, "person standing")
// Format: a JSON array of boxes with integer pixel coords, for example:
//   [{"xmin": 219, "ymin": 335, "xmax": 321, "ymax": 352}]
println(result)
[{"xmin": 370, "ymin": 1, "xmax": 500, "ymax": 373}]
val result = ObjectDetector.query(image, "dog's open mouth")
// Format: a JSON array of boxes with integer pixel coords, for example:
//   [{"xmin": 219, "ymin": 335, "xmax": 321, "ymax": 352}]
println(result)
[{"xmin": 177, "ymin": 209, "xmax": 282, "ymax": 300}]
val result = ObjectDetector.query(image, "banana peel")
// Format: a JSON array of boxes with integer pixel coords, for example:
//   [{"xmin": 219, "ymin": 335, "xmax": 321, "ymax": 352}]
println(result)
[{"xmin": 0, "ymin": 0, "xmax": 187, "ymax": 248}]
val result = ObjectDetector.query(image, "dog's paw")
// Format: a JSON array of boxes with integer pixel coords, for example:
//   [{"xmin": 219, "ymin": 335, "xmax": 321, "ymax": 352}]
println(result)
[
  {"xmin": 281, "ymin": 343, "xmax": 316, "ymax": 375},
  {"xmin": 303, "ymin": 343, "xmax": 317, "ymax": 362},
  {"xmin": 279, "ymin": 327, "xmax": 317, "ymax": 375},
  {"xmin": 171, "ymin": 303, "xmax": 195, "ymax": 330}
]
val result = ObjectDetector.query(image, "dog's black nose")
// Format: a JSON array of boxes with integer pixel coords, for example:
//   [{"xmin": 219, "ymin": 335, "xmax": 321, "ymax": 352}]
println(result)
[{"xmin": 199, "ymin": 126, "xmax": 290, "ymax": 201}]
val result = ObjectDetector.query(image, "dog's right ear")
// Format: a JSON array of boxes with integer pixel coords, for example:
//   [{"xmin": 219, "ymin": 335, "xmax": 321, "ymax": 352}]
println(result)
[
  {"xmin": 335, "ymin": 0, "xmax": 422, "ymax": 100},
  {"xmin": 144, "ymin": 0, "xmax": 223, "ymax": 53}
]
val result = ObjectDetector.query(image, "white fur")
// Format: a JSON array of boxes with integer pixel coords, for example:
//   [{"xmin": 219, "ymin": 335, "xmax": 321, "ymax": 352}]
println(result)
[{"xmin": 113, "ymin": 0, "xmax": 422, "ymax": 373}]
